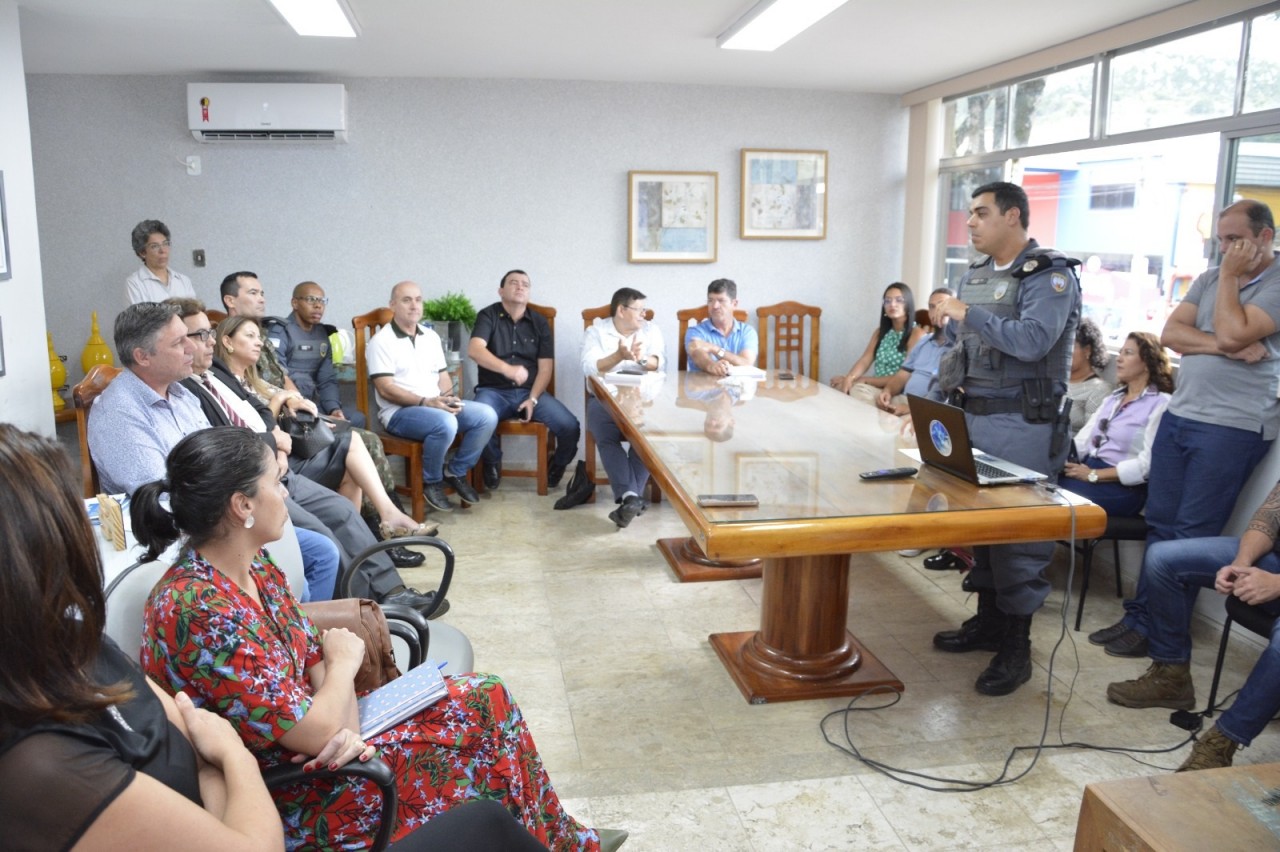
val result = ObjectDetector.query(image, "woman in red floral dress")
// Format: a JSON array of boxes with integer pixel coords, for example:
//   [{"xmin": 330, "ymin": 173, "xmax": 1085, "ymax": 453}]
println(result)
[{"xmin": 135, "ymin": 427, "xmax": 619, "ymax": 852}]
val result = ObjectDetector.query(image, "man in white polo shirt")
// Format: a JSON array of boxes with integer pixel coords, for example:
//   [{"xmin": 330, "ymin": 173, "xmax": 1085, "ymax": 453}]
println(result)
[{"xmin": 368, "ymin": 281, "xmax": 498, "ymax": 512}]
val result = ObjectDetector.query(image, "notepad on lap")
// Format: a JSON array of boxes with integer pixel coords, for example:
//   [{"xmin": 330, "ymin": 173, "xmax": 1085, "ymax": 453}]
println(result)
[{"xmin": 357, "ymin": 660, "xmax": 450, "ymax": 738}]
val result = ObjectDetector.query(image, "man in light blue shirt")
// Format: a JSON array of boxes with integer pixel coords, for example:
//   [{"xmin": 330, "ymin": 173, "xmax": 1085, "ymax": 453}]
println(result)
[
  {"xmin": 684, "ymin": 278, "xmax": 758, "ymax": 375},
  {"xmin": 89, "ymin": 302, "xmax": 437, "ymax": 612}
]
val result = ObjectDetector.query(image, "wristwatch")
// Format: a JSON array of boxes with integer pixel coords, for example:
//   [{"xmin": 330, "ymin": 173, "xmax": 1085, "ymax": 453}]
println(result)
[
  {"xmin": 716, "ymin": 348, "xmax": 726, "ymax": 359},
  {"xmin": 1087, "ymin": 470, "xmax": 1099, "ymax": 484}
]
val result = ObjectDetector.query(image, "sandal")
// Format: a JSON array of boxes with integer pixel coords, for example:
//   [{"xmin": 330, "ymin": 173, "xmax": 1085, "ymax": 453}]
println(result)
[{"xmin": 379, "ymin": 520, "xmax": 440, "ymax": 540}]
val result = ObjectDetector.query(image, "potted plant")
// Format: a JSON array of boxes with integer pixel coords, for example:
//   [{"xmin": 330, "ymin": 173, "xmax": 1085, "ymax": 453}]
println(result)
[{"xmin": 421, "ymin": 291, "xmax": 477, "ymax": 362}]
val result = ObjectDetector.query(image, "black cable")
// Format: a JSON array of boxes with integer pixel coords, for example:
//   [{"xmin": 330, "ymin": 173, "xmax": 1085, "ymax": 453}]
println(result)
[{"xmin": 821, "ymin": 494, "xmax": 1198, "ymax": 789}]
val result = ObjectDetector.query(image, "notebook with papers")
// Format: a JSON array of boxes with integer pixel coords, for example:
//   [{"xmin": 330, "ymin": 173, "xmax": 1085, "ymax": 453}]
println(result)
[{"xmin": 906, "ymin": 395, "xmax": 1048, "ymax": 486}]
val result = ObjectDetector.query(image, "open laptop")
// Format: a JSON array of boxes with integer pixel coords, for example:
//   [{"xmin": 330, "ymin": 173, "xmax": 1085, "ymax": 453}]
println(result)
[{"xmin": 906, "ymin": 395, "xmax": 1048, "ymax": 486}]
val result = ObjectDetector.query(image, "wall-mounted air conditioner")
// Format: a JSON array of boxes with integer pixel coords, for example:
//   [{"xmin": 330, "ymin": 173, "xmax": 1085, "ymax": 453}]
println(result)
[{"xmin": 187, "ymin": 83, "xmax": 347, "ymax": 143}]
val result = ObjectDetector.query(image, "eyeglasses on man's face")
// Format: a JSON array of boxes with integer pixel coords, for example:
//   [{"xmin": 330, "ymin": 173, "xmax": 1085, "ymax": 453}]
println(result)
[
  {"xmin": 186, "ymin": 329, "xmax": 214, "ymax": 342},
  {"xmin": 296, "ymin": 296, "xmax": 329, "ymax": 306}
]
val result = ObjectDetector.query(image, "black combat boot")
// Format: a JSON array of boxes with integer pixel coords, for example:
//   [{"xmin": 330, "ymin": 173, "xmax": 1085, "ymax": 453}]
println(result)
[
  {"xmin": 975, "ymin": 613, "xmax": 1033, "ymax": 696},
  {"xmin": 933, "ymin": 590, "xmax": 1006, "ymax": 653}
]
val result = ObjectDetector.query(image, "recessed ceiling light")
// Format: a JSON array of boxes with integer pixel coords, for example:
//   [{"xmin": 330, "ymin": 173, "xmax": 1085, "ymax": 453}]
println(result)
[
  {"xmin": 717, "ymin": 0, "xmax": 850, "ymax": 52},
  {"xmin": 266, "ymin": 0, "xmax": 360, "ymax": 38}
]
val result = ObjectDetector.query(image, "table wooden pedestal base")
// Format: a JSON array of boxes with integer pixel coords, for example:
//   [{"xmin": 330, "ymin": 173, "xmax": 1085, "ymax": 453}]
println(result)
[
  {"xmin": 711, "ymin": 630, "xmax": 901, "ymax": 704},
  {"xmin": 658, "ymin": 537, "xmax": 762, "ymax": 582},
  {"xmin": 709, "ymin": 552, "xmax": 904, "ymax": 703}
]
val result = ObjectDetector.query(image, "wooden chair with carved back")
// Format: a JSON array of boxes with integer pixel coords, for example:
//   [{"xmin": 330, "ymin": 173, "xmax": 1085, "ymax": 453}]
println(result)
[
  {"xmin": 72, "ymin": 364, "xmax": 123, "ymax": 498},
  {"xmin": 756, "ymin": 301, "xmax": 822, "ymax": 380}
]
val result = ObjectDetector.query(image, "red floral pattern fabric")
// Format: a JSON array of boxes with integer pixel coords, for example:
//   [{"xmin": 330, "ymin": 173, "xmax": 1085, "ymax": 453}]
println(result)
[{"xmin": 141, "ymin": 548, "xmax": 596, "ymax": 851}]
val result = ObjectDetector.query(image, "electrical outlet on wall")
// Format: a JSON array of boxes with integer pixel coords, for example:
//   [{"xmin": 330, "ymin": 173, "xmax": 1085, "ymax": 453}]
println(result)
[{"xmin": 193, "ymin": 249, "xmax": 206, "ymax": 267}]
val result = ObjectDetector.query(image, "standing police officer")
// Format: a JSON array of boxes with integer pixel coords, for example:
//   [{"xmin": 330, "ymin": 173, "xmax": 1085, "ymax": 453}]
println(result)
[{"xmin": 930, "ymin": 181, "xmax": 1081, "ymax": 696}]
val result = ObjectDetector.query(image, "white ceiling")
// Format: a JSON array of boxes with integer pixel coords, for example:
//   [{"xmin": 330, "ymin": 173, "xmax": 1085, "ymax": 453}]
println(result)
[{"xmin": 18, "ymin": 0, "xmax": 1190, "ymax": 95}]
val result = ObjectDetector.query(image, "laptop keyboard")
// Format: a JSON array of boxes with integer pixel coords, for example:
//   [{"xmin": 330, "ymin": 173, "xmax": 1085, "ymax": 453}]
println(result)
[{"xmin": 974, "ymin": 459, "xmax": 1014, "ymax": 480}]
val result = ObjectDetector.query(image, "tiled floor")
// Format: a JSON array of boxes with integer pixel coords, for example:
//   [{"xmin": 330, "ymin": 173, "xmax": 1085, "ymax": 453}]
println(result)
[{"xmin": 398, "ymin": 479, "xmax": 1280, "ymax": 851}]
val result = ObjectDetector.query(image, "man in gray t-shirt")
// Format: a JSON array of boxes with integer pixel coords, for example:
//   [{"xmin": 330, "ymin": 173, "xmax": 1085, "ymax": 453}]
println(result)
[{"xmin": 1091, "ymin": 199, "xmax": 1280, "ymax": 658}]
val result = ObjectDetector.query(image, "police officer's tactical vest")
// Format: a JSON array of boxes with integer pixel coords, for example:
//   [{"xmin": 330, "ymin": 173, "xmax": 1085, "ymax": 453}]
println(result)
[{"xmin": 955, "ymin": 241, "xmax": 1081, "ymax": 391}]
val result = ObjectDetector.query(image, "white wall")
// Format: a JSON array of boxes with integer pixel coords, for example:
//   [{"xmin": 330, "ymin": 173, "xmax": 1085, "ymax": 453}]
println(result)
[
  {"xmin": 0, "ymin": 1, "xmax": 52, "ymax": 435},
  {"xmin": 27, "ymin": 74, "xmax": 908, "ymax": 439}
]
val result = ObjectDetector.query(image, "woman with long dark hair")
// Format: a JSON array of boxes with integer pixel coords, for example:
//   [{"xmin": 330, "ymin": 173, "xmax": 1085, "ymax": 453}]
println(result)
[
  {"xmin": 1061, "ymin": 330, "xmax": 1174, "ymax": 517},
  {"xmin": 134, "ymin": 427, "xmax": 622, "ymax": 852},
  {"xmin": 832, "ymin": 282, "xmax": 927, "ymax": 396},
  {"xmin": 0, "ymin": 423, "xmax": 283, "ymax": 850}
]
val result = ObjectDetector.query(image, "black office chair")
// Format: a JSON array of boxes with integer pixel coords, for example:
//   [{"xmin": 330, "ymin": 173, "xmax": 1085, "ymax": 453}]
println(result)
[
  {"xmin": 1072, "ymin": 514, "xmax": 1149, "ymax": 631},
  {"xmin": 1205, "ymin": 594, "xmax": 1279, "ymax": 718}
]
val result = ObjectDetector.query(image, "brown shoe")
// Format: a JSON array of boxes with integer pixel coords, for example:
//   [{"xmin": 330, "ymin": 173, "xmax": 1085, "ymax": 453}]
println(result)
[
  {"xmin": 1176, "ymin": 725, "xmax": 1238, "ymax": 772},
  {"xmin": 1106, "ymin": 661, "xmax": 1195, "ymax": 710}
]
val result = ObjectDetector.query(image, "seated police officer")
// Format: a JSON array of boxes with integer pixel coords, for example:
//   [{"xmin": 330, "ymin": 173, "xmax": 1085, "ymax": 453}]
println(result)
[{"xmin": 268, "ymin": 281, "xmax": 366, "ymax": 427}]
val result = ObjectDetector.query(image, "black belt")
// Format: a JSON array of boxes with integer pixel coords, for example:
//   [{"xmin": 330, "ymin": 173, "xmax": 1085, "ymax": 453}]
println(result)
[{"xmin": 960, "ymin": 396, "xmax": 1023, "ymax": 416}]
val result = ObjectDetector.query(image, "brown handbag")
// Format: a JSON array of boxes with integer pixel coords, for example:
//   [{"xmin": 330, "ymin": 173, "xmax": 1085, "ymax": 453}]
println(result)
[{"xmin": 302, "ymin": 598, "xmax": 402, "ymax": 694}]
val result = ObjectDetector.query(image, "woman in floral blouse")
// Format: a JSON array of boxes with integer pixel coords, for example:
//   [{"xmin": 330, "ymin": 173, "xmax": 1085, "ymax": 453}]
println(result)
[{"xmin": 135, "ymin": 427, "xmax": 622, "ymax": 852}]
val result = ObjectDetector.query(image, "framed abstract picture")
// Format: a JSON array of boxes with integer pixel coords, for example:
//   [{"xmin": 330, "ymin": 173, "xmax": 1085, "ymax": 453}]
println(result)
[
  {"xmin": 740, "ymin": 149, "xmax": 827, "ymax": 240},
  {"xmin": 628, "ymin": 170, "xmax": 718, "ymax": 263}
]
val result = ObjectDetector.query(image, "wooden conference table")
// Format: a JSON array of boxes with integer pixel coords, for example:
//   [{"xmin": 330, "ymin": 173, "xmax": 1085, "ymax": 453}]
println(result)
[{"xmin": 590, "ymin": 370, "xmax": 1107, "ymax": 704}]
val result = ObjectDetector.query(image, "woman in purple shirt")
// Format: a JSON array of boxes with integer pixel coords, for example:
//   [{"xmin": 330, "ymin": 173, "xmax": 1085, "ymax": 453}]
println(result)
[{"xmin": 1060, "ymin": 331, "xmax": 1174, "ymax": 516}]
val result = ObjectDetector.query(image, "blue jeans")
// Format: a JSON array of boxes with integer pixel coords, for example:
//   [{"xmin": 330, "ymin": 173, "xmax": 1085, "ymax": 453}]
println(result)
[
  {"xmin": 1143, "ymin": 535, "xmax": 1280, "ymax": 746},
  {"xmin": 1058, "ymin": 456, "xmax": 1147, "ymax": 517},
  {"xmin": 295, "ymin": 526, "xmax": 340, "ymax": 602},
  {"xmin": 472, "ymin": 386, "xmax": 580, "ymax": 468},
  {"xmin": 1122, "ymin": 413, "xmax": 1271, "ymax": 632},
  {"xmin": 587, "ymin": 396, "xmax": 650, "ymax": 501},
  {"xmin": 1144, "ymin": 413, "xmax": 1270, "ymax": 544},
  {"xmin": 387, "ymin": 401, "xmax": 498, "ymax": 482}
]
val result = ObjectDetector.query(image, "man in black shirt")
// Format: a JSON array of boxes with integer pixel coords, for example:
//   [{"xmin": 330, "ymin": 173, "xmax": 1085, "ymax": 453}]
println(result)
[{"xmin": 467, "ymin": 269, "xmax": 580, "ymax": 489}]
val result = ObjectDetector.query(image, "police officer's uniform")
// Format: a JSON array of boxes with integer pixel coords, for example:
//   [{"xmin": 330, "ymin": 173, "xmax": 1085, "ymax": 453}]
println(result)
[
  {"xmin": 944, "ymin": 238, "xmax": 1081, "ymax": 610},
  {"xmin": 934, "ymin": 238, "xmax": 1081, "ymax": 694},
  {"xmin": 266, "ymin": 314, "xmax": 367, "ymax": 428}
]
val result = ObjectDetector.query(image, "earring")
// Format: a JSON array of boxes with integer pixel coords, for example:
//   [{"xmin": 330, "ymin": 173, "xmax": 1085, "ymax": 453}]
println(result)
[{"xmin": 244, "ymin": 514, "xmax": 255, "ymax": 529}]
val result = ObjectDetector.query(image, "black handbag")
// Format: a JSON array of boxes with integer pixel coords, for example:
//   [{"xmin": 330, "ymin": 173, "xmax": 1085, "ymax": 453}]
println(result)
[
  {"xmin": 281, "ymin": 409, "xmax": 336, "ymax": 459},
  {"xmin": 554, "ymin": 460, "xmax": 595, "ymax": 510}
]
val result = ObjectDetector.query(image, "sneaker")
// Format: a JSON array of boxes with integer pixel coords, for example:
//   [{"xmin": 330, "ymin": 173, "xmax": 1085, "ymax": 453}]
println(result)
[
  {"xmin": 483, "ymin": 461, "xmax": 501, "ymax": 489},
  {"xmin": 1106, "ymin": 661, "xmax": 1195, "ymax": 710},
  {"xmin": 547, "ymin": 462, "xmax": 567, "ymax": 488},
  {"xmin": 444, "ymin": 474, "xmax": 480, "ymax": 506},
  {"xmin": 423, "ymin": 480, "xmax": 456, "ymax": 512},
  {"xmin": 1104, "ymin": 629, "xmax": 1149, "ymax": 658},
  {"xmin": 1176, "ymin": 725, "xmax": 1239, "ymax": 772},
  {"xmin": 1088, "ymin": 620, "xmax": 1131, "ymax": 646},
  {"xmin": 609, "ymin": 494, "xmax": 646, "ymax": 529}
]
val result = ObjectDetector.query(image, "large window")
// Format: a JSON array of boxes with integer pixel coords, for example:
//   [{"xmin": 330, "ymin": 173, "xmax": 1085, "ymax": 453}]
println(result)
[{"xmin": 936, "ymin": 5, "xmax": 1280, "ymax": 349}]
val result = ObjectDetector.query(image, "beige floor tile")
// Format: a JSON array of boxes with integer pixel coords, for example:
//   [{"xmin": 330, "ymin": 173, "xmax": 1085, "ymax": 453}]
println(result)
[
  {"xmin": 589, "ymin": 788, "xmax": 752, "ymax": 852},
  {"xmin": 396, "ymin": 477, "xmax": 1273, "ymax": 849},
  {"xmin": 729, "ymin": 775, "xmax": 906, "ymax": 850},
  {"xmin": 856, "ymin": 762, "xmax": 1050, "ymax": 849}
]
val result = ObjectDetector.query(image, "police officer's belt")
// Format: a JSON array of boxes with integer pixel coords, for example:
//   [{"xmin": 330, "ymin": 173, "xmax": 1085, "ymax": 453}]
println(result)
[{"xmin": 959, "ymin": 396, "xmax": 1024, "ymax": 416}]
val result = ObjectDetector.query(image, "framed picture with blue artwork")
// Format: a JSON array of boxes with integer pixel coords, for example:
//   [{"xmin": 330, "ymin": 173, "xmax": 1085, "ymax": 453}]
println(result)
[
  {"xmin": 740, "ymin": 149, "xmax": 827, "ymax": 240},
  {"xmin": 628, "ymin": 170, "xmax": 718, "ymax": 263}
]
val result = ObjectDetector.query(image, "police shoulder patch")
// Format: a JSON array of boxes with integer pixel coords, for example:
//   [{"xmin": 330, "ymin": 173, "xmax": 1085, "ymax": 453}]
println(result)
[{"xmin": 1050, "ymin": 272, "xmax": 1068, "ymax": 293}]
